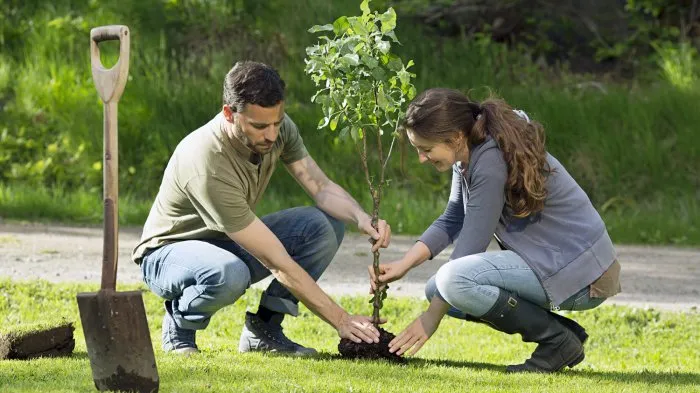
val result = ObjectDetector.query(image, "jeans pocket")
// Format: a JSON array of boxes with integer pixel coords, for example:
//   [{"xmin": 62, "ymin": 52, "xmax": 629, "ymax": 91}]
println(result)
[{"xmin": 570, "ymin": 287, "xmax": 606, "ymax": 311}]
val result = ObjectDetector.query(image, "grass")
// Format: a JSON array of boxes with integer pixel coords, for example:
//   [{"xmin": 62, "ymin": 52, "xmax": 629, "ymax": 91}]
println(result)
[{"xmin": 0, "ymin": 279, "xmax": 699, "ymax": 392}]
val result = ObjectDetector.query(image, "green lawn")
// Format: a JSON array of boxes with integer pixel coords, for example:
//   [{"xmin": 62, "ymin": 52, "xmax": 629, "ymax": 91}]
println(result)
[{"xmin": 1, "ymin": 280, "xmax": 699, "ymax": 392}]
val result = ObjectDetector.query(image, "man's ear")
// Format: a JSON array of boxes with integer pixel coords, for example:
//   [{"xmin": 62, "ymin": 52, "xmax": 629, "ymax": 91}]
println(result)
[{"xmin": 222, "ymin": 104, "xmax": 236, "ymax": 122}]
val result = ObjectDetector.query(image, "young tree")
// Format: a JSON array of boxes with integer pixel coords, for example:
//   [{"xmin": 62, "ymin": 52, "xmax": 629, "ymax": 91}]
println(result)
[{"xmin": 305, "ymin": 0, "xmax": 416, "ymax": 327}]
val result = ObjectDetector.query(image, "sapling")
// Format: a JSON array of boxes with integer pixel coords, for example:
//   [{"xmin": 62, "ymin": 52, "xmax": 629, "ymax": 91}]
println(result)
[{"xmin": 305, "ymin": 0, "xmax": 416, "ymax": 360}]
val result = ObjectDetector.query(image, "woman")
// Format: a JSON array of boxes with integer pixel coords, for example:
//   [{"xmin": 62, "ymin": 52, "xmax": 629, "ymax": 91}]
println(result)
[{"xmin": 370, "ymin": 88, "xmax": 621, "ymax": 373}]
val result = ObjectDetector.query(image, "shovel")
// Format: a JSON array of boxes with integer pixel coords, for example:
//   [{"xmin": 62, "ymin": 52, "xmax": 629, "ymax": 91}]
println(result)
[{"xmin": 76, "ymin": 25, "xmax": 159, "ymax": 393}]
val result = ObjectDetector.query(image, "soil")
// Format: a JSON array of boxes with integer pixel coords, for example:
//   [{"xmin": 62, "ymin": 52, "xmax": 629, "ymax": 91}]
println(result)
[
  {"xmin": 338, "ymin": 327, "xmax": 404, "ymax": 362},
  {"xmin": 0, "ymin": 323, "xmax": 75, "ymax": 360},
  {"xmin": 0, "ymin": 221, "xmax": 699, "ymax": 311}
]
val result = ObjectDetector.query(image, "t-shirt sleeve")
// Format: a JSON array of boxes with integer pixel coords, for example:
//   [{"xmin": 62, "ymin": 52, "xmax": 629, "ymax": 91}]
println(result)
[
  {"xmin": 279, "ymin": 115, "xmax": 309, "ymax": 164},
  {"xmin": 183, "ymin": 175, "xmax": 256, "ymax": 233}
]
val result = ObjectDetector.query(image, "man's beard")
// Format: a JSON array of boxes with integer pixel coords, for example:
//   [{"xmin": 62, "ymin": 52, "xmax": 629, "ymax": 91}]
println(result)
[{"xmin": 234, "ymin": 122, "xmax": 272, "ymax": 155}]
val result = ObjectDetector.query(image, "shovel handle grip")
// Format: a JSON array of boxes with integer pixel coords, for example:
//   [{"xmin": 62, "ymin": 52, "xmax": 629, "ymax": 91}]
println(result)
[
  {"xmin": 90, "ymin": 25, "xmax": 130, "ymax": 291},
  {"xmin": 90, "ymin": 25, "xmax": 130, "ymax": 104}
]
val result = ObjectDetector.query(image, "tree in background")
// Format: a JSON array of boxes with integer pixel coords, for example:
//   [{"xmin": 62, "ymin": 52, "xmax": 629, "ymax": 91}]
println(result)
[{"xmin": 305, "ymin": 0, "xmax": 416, "ymax": 359}]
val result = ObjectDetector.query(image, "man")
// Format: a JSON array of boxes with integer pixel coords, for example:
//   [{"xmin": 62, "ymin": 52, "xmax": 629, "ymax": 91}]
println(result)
[{"xmin": 132, "ymin": 61, "xmax": 391, "ymax": 355}]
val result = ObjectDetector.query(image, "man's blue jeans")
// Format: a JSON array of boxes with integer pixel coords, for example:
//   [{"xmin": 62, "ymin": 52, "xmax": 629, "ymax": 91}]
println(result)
[
  {"xmin": 425, "ymin": 250, "xmax": 606, "ymax": 318},
  {"xmin": 140, "ymin": 207, "xmax": 344, "ymax": 330}
]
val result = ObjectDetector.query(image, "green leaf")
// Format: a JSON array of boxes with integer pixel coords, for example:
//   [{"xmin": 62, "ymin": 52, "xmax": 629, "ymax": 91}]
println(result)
[
  {"xmin": 406, "ymin": 59, "xmax": 415, "ymax": 69},
  {"xmin": 376, "ymin": 40, "xmax": 390, "ymax": 54},
  {"xmin": 361, "ymin": 54, "xmax": 379, "ymax": 69},
  {"xmin": 330, "ymin": 115, "xmax": 339, "ymax": 131},
  {"xmin": 360, "ymin": 0, "xmax": 371, "ymax": 15},
  {"xmin": 387, "ymin": 55, "xmax": 403, "ymax": 72},
  {"xmin": 376, "ymin": 85, "xmax": 394, "ymax": 112},
  {"xmin": 333, "ymin": 16, "xmax": 350, "ymax": 35},
  {"xmin": 349, "ymin": 17, "xmax": 370, "ymax": 36},
  {"xmin": 339, "ymin": 126, "xmax": 350, "ymax": 139},
  {"xmin": 370, "ymin": 66, "xmax": 385, "ymax": 81},
  {"xmin": 408, "ymin": 85, "xmax": 417, "ymax": 100},
  {"xmin": 398, "ymin": 69, "xmax": 411, "ymax": 86},
  {"xmin": 379, "ymin": 8, "xmax": 396, "ymax": 33},
  {"xmin": 317, "ymin": 117, "xmax": 330, "ymax": 129},
  {"xmin": 351, "ymin": 125, "xmax": 361, "ymax": 142},
  {"xmin": 308, "ymin": 24, "xmax": 334, "ymax": 33},
  {"xmin": 341, "ymin": 53, "xmax": 360, "ymax": 66},
  {"xmin": 385, "ymin": 31, "xmax": 400, "ymax": 43}
]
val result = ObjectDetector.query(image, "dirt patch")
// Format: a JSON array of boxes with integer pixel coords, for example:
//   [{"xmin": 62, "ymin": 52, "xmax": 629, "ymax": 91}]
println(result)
[
  {"xmin": 338, "ymin": 327, "xmax": 404, "ymax": 362},
  {"xmin": 0, "ymin": 323, "xmax": 75, "ymax": 360},
  {"xmin": 0, "ymin": 221, "xmax": 698, "ymax": 311}
]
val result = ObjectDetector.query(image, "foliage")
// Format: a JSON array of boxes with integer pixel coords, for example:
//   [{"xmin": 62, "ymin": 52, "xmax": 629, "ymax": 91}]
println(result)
[
  {"xmin": 305, "ymin": 0, "xmax": 416, "ymax": 142},
  {"xmin": 0, "ymin": 0, "xmax": 699, "ymax": 247}
]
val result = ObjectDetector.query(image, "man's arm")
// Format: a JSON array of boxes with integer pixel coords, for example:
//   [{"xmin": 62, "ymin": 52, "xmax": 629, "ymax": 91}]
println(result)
[
  {"xmin": 227, "ymin": 217, "xmax": 381, "ymax": 343},
  {"xmin": 285, "ymin": 156, "xmax": 390, "ymax": 251}
]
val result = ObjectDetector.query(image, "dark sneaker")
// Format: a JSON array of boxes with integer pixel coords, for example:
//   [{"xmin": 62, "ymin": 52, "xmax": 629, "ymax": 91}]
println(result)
[
  {"xmin": 238, "ymin": 311, "xmax": 317, "ymax": 356},
  {"xmin": 162, "ymin": 301, "xmax": 199, "ymax": 355}
]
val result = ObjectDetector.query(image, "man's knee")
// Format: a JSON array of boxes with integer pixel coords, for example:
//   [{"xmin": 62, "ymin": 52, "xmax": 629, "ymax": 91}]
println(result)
[
  {"xmin": 204, "ymin": 260, "xmax": 251, "ymax": 304},
  {"xmin": 304, "ymin": 207, "xmax": 345, "ymax": 247}
]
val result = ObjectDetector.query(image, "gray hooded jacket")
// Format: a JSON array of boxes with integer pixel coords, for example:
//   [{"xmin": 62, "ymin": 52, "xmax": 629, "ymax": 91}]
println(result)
[{"xmin": 418, "ymin": 137, "xmax": 617, "ymax": 307}]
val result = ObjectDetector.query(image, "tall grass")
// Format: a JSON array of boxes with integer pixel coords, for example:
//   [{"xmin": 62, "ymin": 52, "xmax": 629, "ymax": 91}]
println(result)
[{"xmin": 0, "ymin": 0, "xmax": 698, "ymax": 245}]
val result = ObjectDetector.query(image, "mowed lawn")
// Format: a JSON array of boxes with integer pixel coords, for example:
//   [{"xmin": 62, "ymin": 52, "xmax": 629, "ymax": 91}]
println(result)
[{"xmin": 1, "ymin": 280, "xmax": 698, "ymax": 393}]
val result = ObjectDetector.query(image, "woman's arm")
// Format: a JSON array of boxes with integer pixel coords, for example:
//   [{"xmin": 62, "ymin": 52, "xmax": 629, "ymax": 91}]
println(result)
[{"xmin": 449, "ymin": 147, "xmax": 507, "ymax": 259}]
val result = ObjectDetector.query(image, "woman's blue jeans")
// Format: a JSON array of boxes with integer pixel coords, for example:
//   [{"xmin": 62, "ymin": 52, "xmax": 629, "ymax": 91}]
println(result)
[
  {"xmin": 140, "ymin": 207, "xmax": 344, "ymax": 330},
  {"xmin": 425, "ymin": 250, "xmax": 606, "ymax": 318}
]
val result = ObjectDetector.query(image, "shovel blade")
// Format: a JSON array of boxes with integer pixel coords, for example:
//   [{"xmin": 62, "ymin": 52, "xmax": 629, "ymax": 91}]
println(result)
[{"xmin": 77, "ymin": 290, "xmax": 159, "ymax": 393}]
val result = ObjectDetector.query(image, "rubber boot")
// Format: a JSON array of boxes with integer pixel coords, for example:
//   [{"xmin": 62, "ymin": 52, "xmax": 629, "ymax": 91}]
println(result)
[{"xmin": 479, "ymin": 290, "xmax": 585, "ymax": 373}]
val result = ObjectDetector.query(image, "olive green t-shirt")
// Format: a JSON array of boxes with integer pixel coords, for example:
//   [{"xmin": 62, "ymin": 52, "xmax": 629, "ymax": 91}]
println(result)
[{"xmin": 131, "ymin": 112, "xmax": 308, "ymax": 263}]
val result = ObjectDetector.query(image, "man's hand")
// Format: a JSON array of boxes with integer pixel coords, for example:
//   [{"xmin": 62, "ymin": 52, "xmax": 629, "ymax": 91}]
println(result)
[
  {"xmin": 368, "ymin": 259, "xmax": 413, "ymax": 294},
  {"xmin": 357, "ymin": 215, "xmax": 391, "ymax": 252},
  {"xmin": 337, "ymin": 314, "xmax": 387, "ymax": 344}
]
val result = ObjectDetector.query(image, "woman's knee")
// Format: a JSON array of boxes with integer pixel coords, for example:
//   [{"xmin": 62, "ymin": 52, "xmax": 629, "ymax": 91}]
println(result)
[
  {"xmin": 434, "ymin": 257, "xmax": 481, "ymax": 304},
  {"xmin": 425, "ymin": 275, "xmax": 438, "ymax": 301}
]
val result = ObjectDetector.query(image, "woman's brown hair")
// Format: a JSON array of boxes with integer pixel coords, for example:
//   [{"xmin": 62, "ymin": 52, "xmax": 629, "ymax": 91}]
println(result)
[{"xmin": 404, "ymin": 88, "xmax": 551, "ymax": 217}]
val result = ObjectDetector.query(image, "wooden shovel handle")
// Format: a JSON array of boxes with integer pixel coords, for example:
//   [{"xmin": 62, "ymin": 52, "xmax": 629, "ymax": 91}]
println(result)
[{"xmin": 90, "ymin": 25, "xmax": 130, "ymax": 291}]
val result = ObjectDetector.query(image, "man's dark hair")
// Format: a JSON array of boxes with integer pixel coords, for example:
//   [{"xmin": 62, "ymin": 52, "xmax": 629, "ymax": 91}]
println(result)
[{"xmin": 223, "ymin": 61, "xmax": 286, "ymax": 112}]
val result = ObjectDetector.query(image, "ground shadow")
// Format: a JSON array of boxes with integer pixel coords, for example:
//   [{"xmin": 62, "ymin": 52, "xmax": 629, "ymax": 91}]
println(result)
[{"xmin": 304, "ymin": 352, "xmax": 699, "ymax": 386}]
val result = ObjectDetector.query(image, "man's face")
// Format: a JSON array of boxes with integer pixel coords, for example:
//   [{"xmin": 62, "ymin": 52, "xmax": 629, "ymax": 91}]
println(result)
[{"xmin": 224, "ymin": 102, "xmax": 284, "ymax": 155}]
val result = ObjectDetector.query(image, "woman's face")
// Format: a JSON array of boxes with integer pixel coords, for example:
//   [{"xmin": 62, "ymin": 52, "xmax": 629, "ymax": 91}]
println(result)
[{"xmin": 406, "ymin": 129, "xmax": 465, "ymax": 172}]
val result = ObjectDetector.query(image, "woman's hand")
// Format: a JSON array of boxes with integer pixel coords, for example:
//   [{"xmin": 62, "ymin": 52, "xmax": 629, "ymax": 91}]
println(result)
[
  {"xmin": 388, "ymin": 312, "xmax": 442, "ymax": 356},
  {"xmin": 388, "ymin": 297, "xmax": 450, "ymax": 356},
  {"xmin": 368, "ymin": 259, "xmax": 413, "ymax": 294}
]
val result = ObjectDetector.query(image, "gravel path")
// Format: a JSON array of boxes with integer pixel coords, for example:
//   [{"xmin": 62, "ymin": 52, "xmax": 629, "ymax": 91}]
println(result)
[{"xmin": 1, "ymin": 222, "xmax": 698, "ymax": 311}]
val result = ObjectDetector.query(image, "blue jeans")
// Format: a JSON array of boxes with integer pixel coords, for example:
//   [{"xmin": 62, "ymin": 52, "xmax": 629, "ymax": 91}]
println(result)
[
  {"xmin": 140, "ymin": 207, "xmax": 344, "ymax": 330},
  {"xmin": 425, "ymin": 251, "xmax": 606, "ymax": 319}
]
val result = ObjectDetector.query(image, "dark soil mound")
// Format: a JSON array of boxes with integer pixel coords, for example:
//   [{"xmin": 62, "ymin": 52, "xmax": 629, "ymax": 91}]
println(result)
[{"xmin": 338, "ymin": 327, "xmax": 405, "ymax": 363}]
